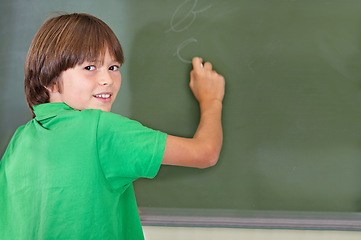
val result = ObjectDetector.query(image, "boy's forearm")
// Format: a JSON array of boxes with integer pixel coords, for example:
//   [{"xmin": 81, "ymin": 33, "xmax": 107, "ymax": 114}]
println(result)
[
  {"xmin": 194, "ymin": 100, "xmax": 223, "ymax": 147},
  {"xmin": 193, "ymin": 99, "xmax": 223, "ymax": 166}
]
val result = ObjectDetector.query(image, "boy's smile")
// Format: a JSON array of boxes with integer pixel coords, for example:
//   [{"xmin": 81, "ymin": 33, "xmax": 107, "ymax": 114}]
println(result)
[{"xmin": 49, "ymin": 49, "xmax": 122, "ymax": 112}]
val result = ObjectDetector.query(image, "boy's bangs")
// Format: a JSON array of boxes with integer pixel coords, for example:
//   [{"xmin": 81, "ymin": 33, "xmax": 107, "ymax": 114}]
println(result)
[{"xmin": 62, "ymin": 15, "xmax": 124, "ymax": 67}]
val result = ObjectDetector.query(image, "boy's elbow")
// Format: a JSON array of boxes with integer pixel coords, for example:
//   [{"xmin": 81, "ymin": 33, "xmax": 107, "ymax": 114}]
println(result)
[{"xmin": 196, "ymin": 143, "xmax": 221, "ymax": 169}]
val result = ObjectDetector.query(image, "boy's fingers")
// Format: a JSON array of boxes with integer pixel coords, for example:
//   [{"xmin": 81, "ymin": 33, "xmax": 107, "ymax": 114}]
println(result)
[
  {"xmin": 192, "ymin": 57, "xmax": 203, "ymax": 71},
  {"xmin": 203, "ymin": 61, "xmax": 212, "ymax": 70}
]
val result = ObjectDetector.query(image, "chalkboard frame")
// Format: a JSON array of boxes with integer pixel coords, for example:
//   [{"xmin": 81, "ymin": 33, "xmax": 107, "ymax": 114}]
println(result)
[{"xmin": 140, "ymin": 207, "xmax": 361, "ymax": 230}]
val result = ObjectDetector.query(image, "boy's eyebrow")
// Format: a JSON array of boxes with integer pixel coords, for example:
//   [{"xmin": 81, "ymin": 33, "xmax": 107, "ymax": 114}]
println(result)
[{"xmin": 81, "ymin": 59, "xmax": 121, "ymax": 65}]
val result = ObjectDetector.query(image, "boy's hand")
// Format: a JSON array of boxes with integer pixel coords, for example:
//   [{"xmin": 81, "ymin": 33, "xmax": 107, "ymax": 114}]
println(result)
[{"xmin": 189, "ymin": 57, "xmax": 225, "ymax": 106}]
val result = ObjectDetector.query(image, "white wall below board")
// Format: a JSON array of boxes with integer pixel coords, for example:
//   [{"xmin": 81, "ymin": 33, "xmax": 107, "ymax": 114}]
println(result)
[{"xmin": 143, "ymin": 226, "xmax": 361, "ymax": 240}]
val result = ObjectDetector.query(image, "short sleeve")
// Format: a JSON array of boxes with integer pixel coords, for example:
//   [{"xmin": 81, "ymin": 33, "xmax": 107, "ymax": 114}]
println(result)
[{"xmin": 96, "ymin": 111, "xmax": 167, "ymax": 191}]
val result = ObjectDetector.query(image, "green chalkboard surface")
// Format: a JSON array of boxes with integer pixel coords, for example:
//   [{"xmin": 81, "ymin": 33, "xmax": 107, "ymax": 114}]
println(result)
[{"xmin": 1, "ymin": 0, "xmax": 361, "ymax": 230}]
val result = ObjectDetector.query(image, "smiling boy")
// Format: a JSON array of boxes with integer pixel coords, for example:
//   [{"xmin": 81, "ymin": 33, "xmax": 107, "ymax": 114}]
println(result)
[{"xmin": 0, "ymin": 13, "xmax": 225, "ymax": 240}]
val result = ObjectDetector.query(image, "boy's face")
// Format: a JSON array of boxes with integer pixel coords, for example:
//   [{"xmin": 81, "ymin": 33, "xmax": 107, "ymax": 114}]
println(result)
[{"xmin": 50, "ymin": 49, "xmax": 121, "ymax": 112}]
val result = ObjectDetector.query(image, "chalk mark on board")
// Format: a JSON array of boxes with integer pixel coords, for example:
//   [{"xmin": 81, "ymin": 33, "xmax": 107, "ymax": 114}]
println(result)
[
  {"xmin": 166, "ymin": 0, "xmax": 212, "ymax": 33},
  {"xmin": 173, "ymin": 38, "xmax": 198, "ymax": 63}
]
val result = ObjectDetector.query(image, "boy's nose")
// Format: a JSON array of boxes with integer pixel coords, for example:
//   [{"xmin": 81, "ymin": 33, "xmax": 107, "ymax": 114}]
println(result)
[{"xmin": 99, "ymin": 71, "xmax": 113, "ymax": 86}]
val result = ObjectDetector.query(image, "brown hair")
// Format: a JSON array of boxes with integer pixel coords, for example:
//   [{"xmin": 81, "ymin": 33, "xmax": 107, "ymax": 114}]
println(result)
[{"xmin": 24, "ymin": 13, "xmax": 124, "ymax": 117}]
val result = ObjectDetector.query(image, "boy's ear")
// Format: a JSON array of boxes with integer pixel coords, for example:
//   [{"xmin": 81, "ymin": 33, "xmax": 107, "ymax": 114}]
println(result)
[
  {"xmin": 45, "ymin": 77, "xmax": 63, "ymax": 104},
  {"xmin": 44, "ymin": 79, "xmax": 60, "ymax": 93}
]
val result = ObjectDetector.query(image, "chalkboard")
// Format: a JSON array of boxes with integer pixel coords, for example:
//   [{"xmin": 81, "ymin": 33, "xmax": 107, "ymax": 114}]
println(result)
[{"xmin": 1, "ymin": 0, "xmax": 361, "ymax": 230}]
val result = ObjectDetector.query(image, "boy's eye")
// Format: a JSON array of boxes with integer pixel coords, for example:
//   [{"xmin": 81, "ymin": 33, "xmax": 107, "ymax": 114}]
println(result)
[
  {"xmin": 85, "ymin": 65, "xmax": 96, "ymax": 71},
  {"xmin": 109, "ymin": 65, "xmax": 120, "ymax": 71}
]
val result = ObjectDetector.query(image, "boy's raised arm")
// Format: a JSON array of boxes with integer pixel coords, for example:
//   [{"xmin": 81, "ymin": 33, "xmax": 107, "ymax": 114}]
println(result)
[{"xmin": 162, "ymin": 57, "xmax": 225, "ymax": 169}]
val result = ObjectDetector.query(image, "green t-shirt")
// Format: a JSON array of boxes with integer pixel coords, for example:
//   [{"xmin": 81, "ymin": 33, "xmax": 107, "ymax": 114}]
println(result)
[{"xmin": 0, "ymin": 103, "xmax": 167, "ymax": 240}]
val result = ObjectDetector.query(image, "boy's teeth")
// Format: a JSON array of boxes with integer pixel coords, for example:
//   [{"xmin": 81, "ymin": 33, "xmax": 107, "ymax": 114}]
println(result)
[{"xmin": 95, "ymin": 94, "xmax": 110, "ymax": 98}]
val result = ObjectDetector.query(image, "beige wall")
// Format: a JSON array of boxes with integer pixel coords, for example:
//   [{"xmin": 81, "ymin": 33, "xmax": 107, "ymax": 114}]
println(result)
[{"xmin": 143, "ymin": 226, "xmax": 361, "ymax": 240}]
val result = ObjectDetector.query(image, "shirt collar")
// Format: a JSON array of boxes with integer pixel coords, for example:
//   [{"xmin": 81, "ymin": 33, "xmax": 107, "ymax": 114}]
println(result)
[{"xmin": 33, "ymin": 103, "xmax": 76, "ymax": 121}]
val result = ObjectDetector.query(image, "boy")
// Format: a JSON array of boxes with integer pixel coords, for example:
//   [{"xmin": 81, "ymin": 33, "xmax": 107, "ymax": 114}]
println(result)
[{"xmin": 0, "ymin": 13, "xmax": 225, "ymax": 239}]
